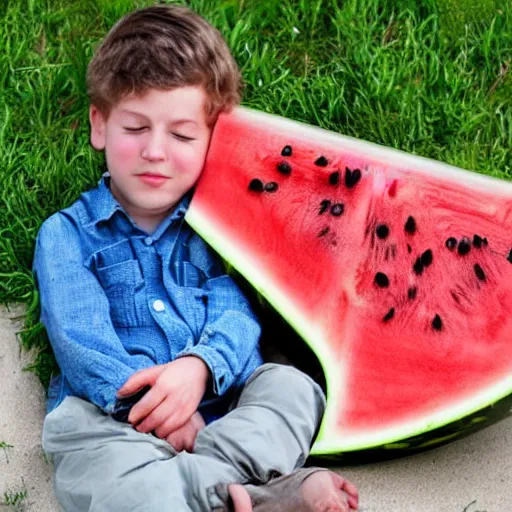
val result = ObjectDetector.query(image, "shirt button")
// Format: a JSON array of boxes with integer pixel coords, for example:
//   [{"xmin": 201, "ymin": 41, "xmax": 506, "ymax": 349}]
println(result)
[
  {"xmin": 144, "ymin": 237, "xmax": 153, "ymax": 246},
  {"xmin": 152, "ymin": 299, "xmax": 165, "ymax": 312}
]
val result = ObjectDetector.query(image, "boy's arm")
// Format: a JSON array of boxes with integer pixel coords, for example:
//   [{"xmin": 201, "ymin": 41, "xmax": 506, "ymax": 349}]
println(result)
[
  {"xmin": 174, "ymin": 272, "xmax": 262, "ymax": 396},
  {"xmin": 33, "ymin": 213, "xmax": 142, "ymax": 413}
]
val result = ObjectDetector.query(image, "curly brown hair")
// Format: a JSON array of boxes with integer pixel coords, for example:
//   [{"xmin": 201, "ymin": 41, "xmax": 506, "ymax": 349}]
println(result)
[{"xmin": 86, "ymin": 4, "xmax": 243, "ymax": 126}]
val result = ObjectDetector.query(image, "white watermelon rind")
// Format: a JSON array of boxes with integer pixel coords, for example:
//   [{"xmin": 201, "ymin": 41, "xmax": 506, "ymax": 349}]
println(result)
[{"xmin": 186, "ymin": 106, "xmax": 512, "ymax": 455}]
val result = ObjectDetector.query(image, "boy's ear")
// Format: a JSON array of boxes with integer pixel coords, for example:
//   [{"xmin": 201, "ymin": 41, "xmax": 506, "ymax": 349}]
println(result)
[{"xmin": 89, "ymin": 105, "xmax": 107, "ymax": 150}]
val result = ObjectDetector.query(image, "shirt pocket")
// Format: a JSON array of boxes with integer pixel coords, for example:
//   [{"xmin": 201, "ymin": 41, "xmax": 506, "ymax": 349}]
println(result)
[
  {"xmin": 96, "ymin": 260, "xmax": 145, "ymax": 327},
  {"xmin": 92, "ymin": 240, "xmax": 146, "ymax": 328},
  {"xmin": 172, "ymin": 260, "xmax": 208, "ymax": 290},
  {"xmin": 171, "ymin": 234, "xmax": 225, "ymax": 291}
]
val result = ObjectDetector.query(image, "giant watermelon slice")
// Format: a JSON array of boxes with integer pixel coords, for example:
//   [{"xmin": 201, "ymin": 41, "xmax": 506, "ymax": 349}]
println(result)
[{"xmin": 186, "ymin": 107, "xmax": 512, "ymax": 460}]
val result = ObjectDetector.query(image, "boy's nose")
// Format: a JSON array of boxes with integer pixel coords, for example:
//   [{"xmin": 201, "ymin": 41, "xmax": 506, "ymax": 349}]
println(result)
[{"xmin": 141, "ymin": 132, "xmax": 166, "ymax": 161}]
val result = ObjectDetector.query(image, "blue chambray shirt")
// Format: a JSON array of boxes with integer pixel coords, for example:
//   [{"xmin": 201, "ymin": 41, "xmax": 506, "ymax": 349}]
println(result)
[{"xmin": 33, "ymin": 174, "xmax": 263, "ymax": 424}]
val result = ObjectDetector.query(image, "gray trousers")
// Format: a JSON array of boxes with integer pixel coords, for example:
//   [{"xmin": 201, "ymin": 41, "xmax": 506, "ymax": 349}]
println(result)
[{"xmin": 42, "ymin": 363, "xmax": 326, "ymax": 512}]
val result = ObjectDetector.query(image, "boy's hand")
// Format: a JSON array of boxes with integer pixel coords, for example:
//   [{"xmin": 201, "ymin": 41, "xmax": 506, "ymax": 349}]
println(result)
[
  {"xmin": 117, "ymin": 356, "xmax": 210, "ymax": 437},
  {"xmin": 163, "ymin": 411, "xmax": 206, "ymax": 452}
]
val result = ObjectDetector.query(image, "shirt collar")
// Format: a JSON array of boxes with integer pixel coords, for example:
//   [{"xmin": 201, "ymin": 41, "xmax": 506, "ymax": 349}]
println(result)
[{"xmin": 88, "ymin": 172, "xmax": 192, "ymax": 228}]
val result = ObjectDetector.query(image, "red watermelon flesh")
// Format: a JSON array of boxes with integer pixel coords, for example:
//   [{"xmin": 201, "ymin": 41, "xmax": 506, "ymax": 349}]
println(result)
[{"xmin": 186, "ymin": 107, "xmax": 512, "ymax": 456}]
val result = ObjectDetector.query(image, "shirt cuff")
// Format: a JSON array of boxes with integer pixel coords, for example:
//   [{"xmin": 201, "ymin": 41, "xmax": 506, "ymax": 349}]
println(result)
[{"xmin": 110, "ymin": 385, "xmax": 151, "ymax": 422}]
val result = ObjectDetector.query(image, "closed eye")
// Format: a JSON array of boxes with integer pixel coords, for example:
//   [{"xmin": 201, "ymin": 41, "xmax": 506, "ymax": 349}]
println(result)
[
  {"xmin": 123, "ymin": 127, "xmax": 195, "ymax": 141},
  {"xmin": 173, "ymin": 133, "xmax": 195, "ymax": 142}
]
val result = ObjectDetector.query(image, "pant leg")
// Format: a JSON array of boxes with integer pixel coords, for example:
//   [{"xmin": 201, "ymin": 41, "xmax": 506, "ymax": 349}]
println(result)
[
  {"xmin": 42, "ymin": 397, "xmax": 241, "ymax": 512},
  {"xmin": 194, "ymin": 363, "xmax": 326, "ymax": 486}
]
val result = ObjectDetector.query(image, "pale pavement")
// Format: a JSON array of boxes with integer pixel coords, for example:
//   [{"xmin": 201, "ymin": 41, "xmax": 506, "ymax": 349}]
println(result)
[{"xmin": 0, "ymin": 305, "xmax": 510, "ymax": 511}]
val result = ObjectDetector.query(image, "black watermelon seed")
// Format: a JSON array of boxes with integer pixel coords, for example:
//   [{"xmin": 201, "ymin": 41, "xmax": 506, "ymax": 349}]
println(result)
[
  {"xmin": 315, "ymin": 156, "xmax": 328, "ymax": 167},
  {"xmin": 344, "ymin": 168, "xmax": 352, "ymax": 187},
  {"xmin": 432, "ymin": 314, "xmax": 443, "ymax": 331},
  {"xmin": 277, "ymin": 162, "xmax": 292, "ymax": 175},
  {"xmin": 318, "ymin": 226, "xmax": 330, "ymax": 237},
  {"xmin": 319, "ymin": 200, "xmax": 331, "ymax": 214},
  {"xmin": 508, "ymin": 249, "xmax": 512, "ymax": 263},
  {"xmin": 330, "ymin": 203, "xmax": 345, "ymax": 217},
  {"xmin": 445, "ymin": 237, "xmax": 457, "ymax": 250},
  {"xmin": 413, "ymin": 257, "xmax": 424, "ymax": 276},
  {"xmin": 483, "ymin": 238, "xmax": 488, "ymax": 246},
  {"xmin": 248, "ymin": 179, "xmax": 264, "ymax": 192},
  {"xmin": 345, "ymin": 168, "xmax": 362, "ymax": 188},
  {"xmin": 352, "ymin": 169, "xmax": 362, "ymax": 186},
  {"xmin": 281, "ymin": 145, "xmax": 292, "ymax": 157},
  {"xmin": 420, "ymin": 249, "xmax": 433, "ymax": 267},
  {"xmin": 374, "ymin": 272, "xmax": 389, "ymax": 288},
  {"xmin": 329, "ymin": 171, "xmax": 340, "ymax": 185},
  {"xmin": 383, "ymin": 308, "xmax": 395, "ymax": 322},
  {"xmin": 407, "ymin": 244, "xmax": 412, "ymax": 253},
  {"xmin": 404, "ymin": 216, "xmax": 416, "ymax": 234},
  {"xmin": 457, "ymin": 237, "xmax": 471, "ymax": 256},
  {"xmin": 474, "ymin": 264, "xmax": 486, "ymax": 281},
  {"xmin": 264, "ymin": 182, "xmax": 278, "ymax": 193},
  {"xmin": 408, "ymin": 286, "xmax": 417, "ymax": 300},
  {"xmin": 376, "ymin": 224, "xmax": 390, "ymax": 239},
  {"xmin": 473, "ymin": 235, "xmax": 483, "ymax": 248}
]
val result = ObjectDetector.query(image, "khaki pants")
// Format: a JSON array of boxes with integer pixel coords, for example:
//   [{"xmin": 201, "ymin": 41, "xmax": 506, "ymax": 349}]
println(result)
[{"xmin": 42, "ymin": 363, "xmax": 326, "ymax": 511}]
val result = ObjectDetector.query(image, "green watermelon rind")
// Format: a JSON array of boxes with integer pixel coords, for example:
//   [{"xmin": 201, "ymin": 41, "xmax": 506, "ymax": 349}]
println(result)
[
  {"xmin": 307, "ymin": 392, "xmax": 512, "ymax": 463},
  {"xmin": 186, "ymin": 107, "xmax": 512, "ymax": 456}
]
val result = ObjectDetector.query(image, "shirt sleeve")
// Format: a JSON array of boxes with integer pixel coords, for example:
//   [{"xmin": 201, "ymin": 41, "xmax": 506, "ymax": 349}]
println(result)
[
  {"xmin": 175, "ymin": 271, "xmax": 262, "ymax": 396},
  {"xmin": 33, "ymin": 213, "xmax": 142, "ymax": 412}
]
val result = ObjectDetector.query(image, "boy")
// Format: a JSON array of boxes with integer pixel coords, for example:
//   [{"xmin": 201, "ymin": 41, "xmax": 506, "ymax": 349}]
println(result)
[{"xmin": 33, "ymin": 4, "xmax": 359, "ymax": 511}]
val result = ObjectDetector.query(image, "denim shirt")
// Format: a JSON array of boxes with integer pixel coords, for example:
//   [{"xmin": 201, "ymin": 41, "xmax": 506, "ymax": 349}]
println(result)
[{"xmin": 33, "ymin": 175, "xmax": 263, "ymax": 423}]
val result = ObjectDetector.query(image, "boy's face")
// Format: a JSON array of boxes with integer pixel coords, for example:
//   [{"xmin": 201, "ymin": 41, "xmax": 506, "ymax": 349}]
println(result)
[{"xmin": 89, "ymin": 86, "xmax": 212, "ymax": 229}]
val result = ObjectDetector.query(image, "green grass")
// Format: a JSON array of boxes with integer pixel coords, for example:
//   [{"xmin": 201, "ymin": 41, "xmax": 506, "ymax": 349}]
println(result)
[
  {"xmin": 1, "ymin": 0, "xmax": 511, "ymax": 387},
  {"xmin": 2, "ymin": 479, "xmax": 28, "ymax": 511},
  {"xmin": 0, "ymin": 441, "xmax": 14, "ymax": 464}
]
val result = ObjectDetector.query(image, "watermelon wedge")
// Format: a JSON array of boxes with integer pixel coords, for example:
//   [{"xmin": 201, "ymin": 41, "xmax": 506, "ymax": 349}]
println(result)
[{"xmin": 186, "ymin": 107, "xmax": 512, "ymax": 460}]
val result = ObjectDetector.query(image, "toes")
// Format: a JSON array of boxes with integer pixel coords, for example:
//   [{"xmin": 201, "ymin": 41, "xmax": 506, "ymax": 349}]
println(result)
[
  {"xmin": 315, "ymin": 493, "xmax": 349, "ymax": 512},
  {"xmin": 330, "ymin": 473, "xmax": 359, "ymax": 510}
]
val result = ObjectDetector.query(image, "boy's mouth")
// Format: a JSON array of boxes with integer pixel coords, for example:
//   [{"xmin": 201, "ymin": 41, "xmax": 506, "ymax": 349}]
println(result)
[{"xmin": 137, "ymin": 173, "xmax": 169, "ymax": 186}]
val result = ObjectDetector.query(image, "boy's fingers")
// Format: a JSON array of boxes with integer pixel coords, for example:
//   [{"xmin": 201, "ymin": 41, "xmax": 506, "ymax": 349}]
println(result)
[
  {"xmin": 166, "ymin": 424, "xmax": 192, "ymax": 452},
  {"xmin": 166, "ymin": 428, "xmax": 187, "ymax": 452},
  {"xmin": 134, "ymin": 395, "xmax": 174, "ymax": 432},
  {"xmin": 165, "ymin": 416, "xmax": 201, "ymax": 452},
  {"xmin": 128, "ymin": 387, "xmax": 166, "ymax": 425},
  {"xmin": 191, "ymin": 411, "xmax": 206, "ymax": 430},
  {"xmin": 154, "ymin": 408, "xmax": 191, "ymax": 439},
  {"xmin": 117, "ymin": 365, "xmax": 166, "ymax": 396},
  {"xmin": 155, "ymin": 411, "xmax": 203, "ymax": 443}
]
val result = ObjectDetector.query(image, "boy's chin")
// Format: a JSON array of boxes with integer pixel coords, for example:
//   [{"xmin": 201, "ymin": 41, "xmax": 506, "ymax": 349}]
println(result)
[
  {"xmin": 123, "ymin": 196, "xmax": 178, "ymax": 217},
  {"xmin": 131, "ymin": 191, "xmax": 179, "ymax": 207},
  {"xmin": 139, "ymin": 201, "xmax": 177, "ymax": 214}
]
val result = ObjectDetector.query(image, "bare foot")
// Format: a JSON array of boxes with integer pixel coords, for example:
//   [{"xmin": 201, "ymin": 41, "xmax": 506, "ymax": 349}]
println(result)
[
  {"xmin": 228, "ymin": 484, "xmax": 253, "ymax": 512},
  {"xmin": 226, "ymin": 471, "xmax": 359, "ymax": 512},
  {"xmin": 301, "ymin": 471, "xmax": 359, "ymax": 511}
]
